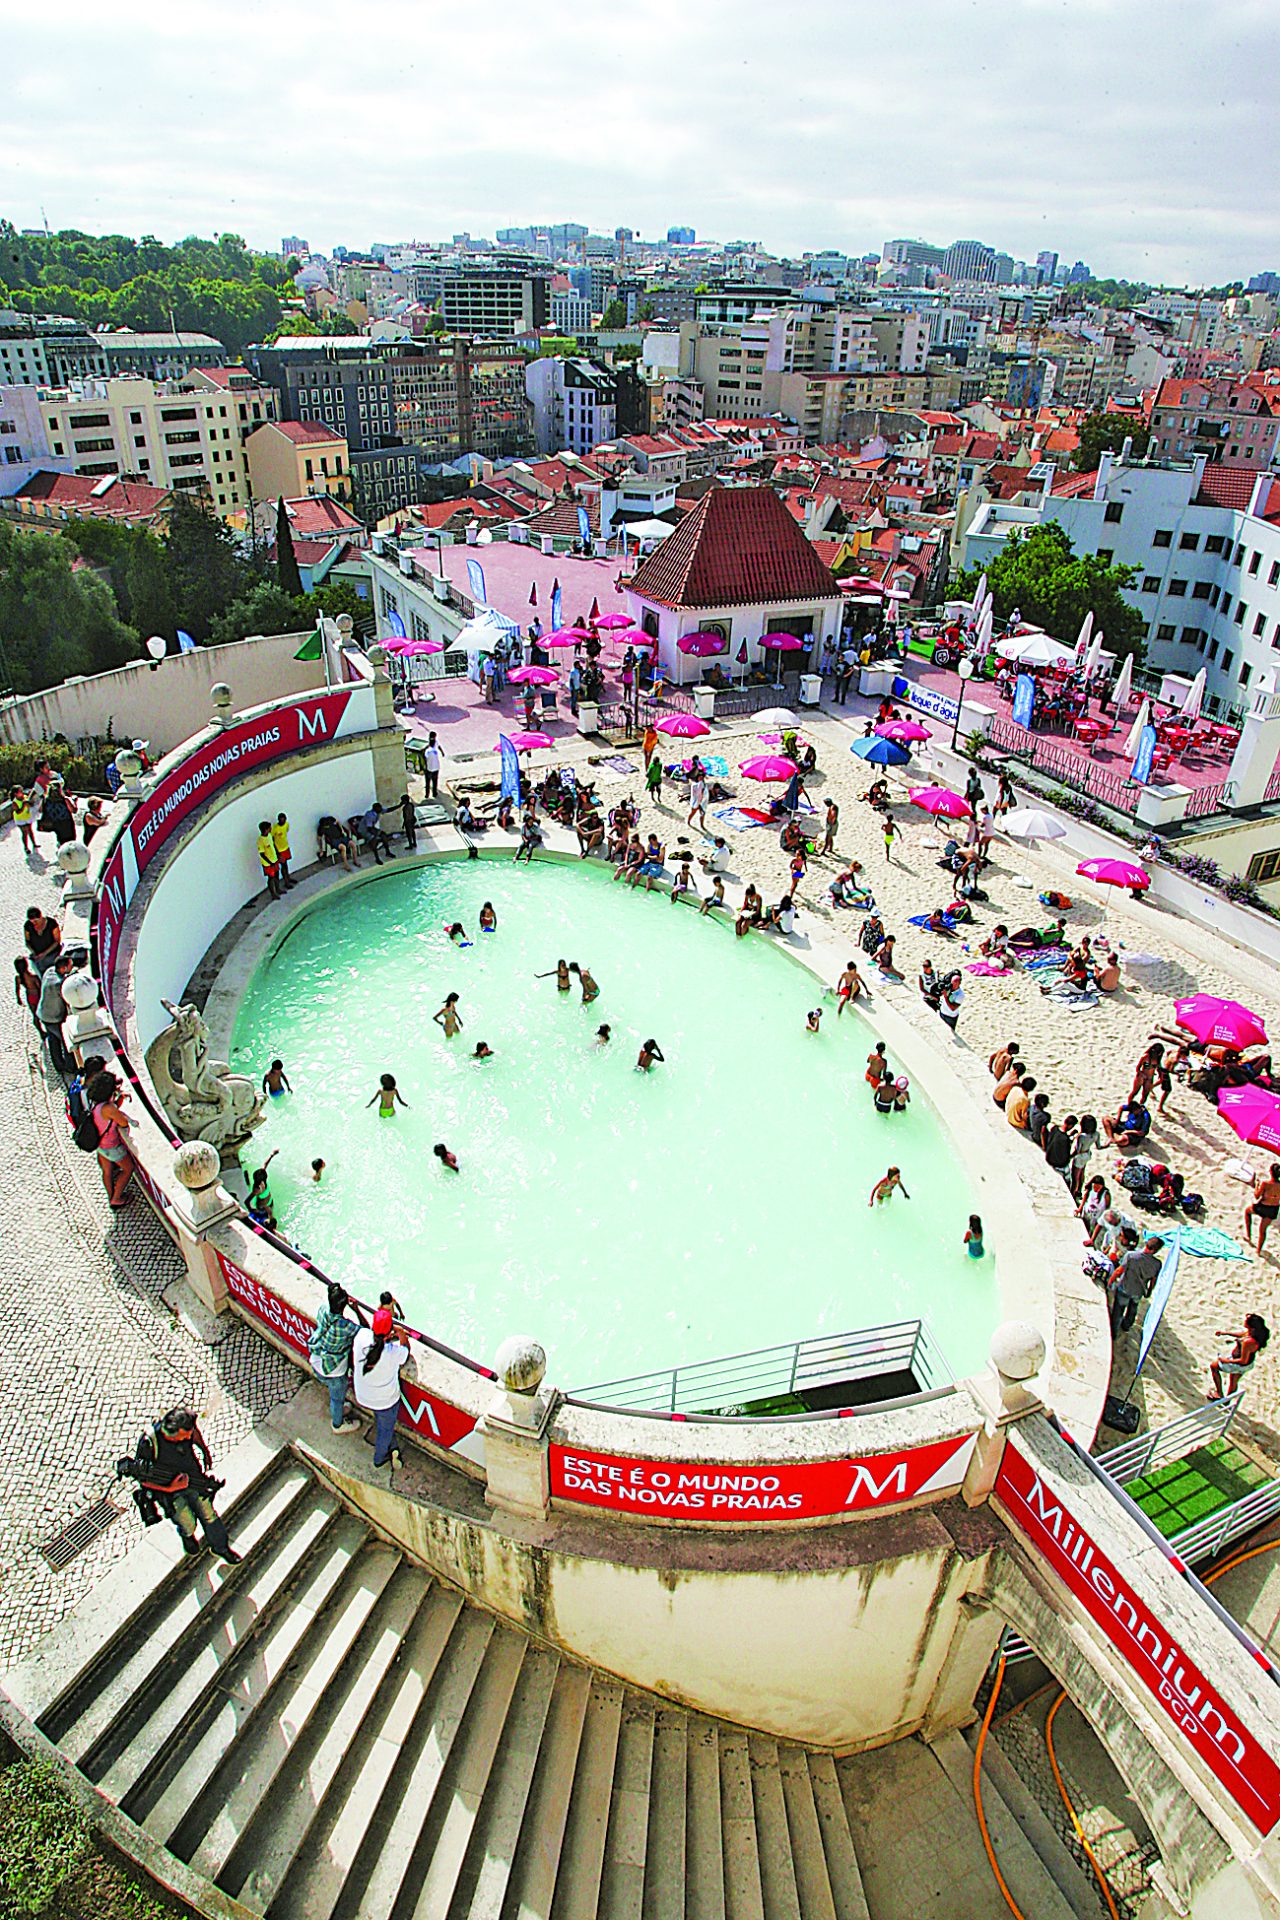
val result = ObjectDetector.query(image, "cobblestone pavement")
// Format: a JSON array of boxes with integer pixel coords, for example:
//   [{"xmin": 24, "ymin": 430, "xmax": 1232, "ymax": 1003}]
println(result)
[{"xmin": 0, "ymin": 828, "xmax": 300, "ymax": 1670}]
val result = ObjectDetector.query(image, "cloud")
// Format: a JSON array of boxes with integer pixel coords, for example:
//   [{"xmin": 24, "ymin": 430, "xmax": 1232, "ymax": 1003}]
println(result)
[{"xmin": 1, "ymin": 0, "xmax": 1275, "ymax": 282}]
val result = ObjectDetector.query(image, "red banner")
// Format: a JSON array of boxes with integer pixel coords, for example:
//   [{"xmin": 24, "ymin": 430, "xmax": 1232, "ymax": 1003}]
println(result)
[
  {"xmin": 214, "ymin": 1252, "xmax": 478, "ymax": 1451},
  {"xmin": 996, "ymin": 1438, "xmax": 1280, "ymax": 1835},
  {"xmin": 549, "ymin": 1431, "xmax": 976, "ymax": 1522}
]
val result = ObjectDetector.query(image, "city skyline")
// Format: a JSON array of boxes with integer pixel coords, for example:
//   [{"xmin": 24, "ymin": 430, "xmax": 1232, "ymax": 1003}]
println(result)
[{"xmin": 4, "ymin": 0, "xmax": 1276, "ymax": 286}]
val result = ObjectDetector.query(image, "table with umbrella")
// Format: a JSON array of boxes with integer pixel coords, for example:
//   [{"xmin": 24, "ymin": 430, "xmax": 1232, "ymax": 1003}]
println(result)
[
  {"xmin": 1001, "ymin": 807, "xmax": 1067, "ymax": 844},
  {"xmin": 759, "ymin": 633, "xmax": 806, "ymax": 687},
  {"xmin": 851, "ymin": 735, "xmax": 910, "ymax": 767},
  {"xmin": 507, "ymin": 665, "xmax": 560, "ymax": 687}
]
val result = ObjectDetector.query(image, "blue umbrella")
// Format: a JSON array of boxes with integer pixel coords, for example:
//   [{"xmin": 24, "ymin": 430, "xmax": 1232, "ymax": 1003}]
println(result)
[{"xmin": 851, "ymin": 735, "xmax": 910, "ymax": 766}]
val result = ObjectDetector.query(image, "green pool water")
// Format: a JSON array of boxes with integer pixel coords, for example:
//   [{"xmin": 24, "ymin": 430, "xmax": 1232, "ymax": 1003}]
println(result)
[{"xmin": 229, "ymin": 857, "xmax": 996, "ymax": 1388}]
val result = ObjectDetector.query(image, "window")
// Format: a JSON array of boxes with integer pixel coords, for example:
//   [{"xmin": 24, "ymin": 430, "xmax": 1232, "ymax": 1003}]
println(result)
[
  {"xmin": 1249, "ymin": 551, "xmax": 1261, "ymax": 575},
  {"xmin": 1181, "ymin": 625, "xmax": 1204, "ymax": 646},
  {"xmin": 1141, "ymin": 576, "xmax": 1160, "ymax": 594},
  {"xmin": 1204, "ymin": 534, "xmax": 1226, "ymax": 554},
  {"xmin": 1153, "ymin": 529, "xmax": 1173, "ymax": 547},
  {"xmin": 1192, "ymin": 581, "xmax": 1211, "ymax": 600},
  {"xmin": 1179, "ymin": 531, "xmax": 1199, "ymax": 550},
  {"xmin": 1246, "ymin": 848, "xmax": 1280, "ymax": 885},
  {"xmin": 1208, "ymin": 640, "xmax": 1220, "ymax": 661},
  {"xmin": 1220, "ymin": 652, "xmax": 1234, "ymax": 676},
  {"xmin": 1168, "ymin": 578, "xmax": 1187, "ymax": 596},
  {"xmin": 1256, "ymin": 612, "xmax": 1268, "ymax": 635},
  {"xmin": 1270, "ymin": 561, "xmax": 1280, "ymax": 587},
  {"xmin": 1234, "ymin": 603, "xmax": 1246, "ymax": 625},
  {"xmin": 1241, "ymin": 662, "xmax": 1253, "ymax": 686},
  {"xmin": 1104, "ymin": 501, "xmax": 1124, "ymax": 523},
  {"xmin": 1156, "ymin": 623, "xmax": 1176, "ymax": 642}
]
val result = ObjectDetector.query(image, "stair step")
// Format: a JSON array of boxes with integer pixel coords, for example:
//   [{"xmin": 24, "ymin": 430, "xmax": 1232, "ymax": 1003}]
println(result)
[
  {"xmin": 159, "ymin": 1533, "xmax": 404, "ymax": 1866},
  {"xmin": 403, "ymin": 1635, "xmax": 551, "ymax": 1920},
  {"xmin": 45, "ymin": 1459, "xmax": 317, "ymax": 1762},
  {"xmin": 720, "ymin": 1731, "xmax": 765, "ymax": 1920},
  {"xmin": 500, "ymin": 1663, "xmax": 592, "ymax": 1920},
  {"xmin": 240, "ymin": 1579, "xmax": 464, "ymax": 1920},
  {"xmin": 325, "ymin": 1604, "xmax": 498, "ymax": 1920},
  {"xmin": 642, "ymin": 1709, "xmax": 688, "ymax": 1920},
  {"xmin": 599, "ymin": 1696, "xmax": 655, "ymax": 1920},
  {"xmin": 775, "ymin": 1748, "xmax": 837, "ymax": 1920},
  {"xmin": 547, "ymin": 1676, "xmax": 624, "ymax": 1920},
  {"xmin": 91, "ymin": 1491, "xmax": 345, "ymax": 1804},
  {"xmin": 684, "ymin": 1718, "xmax": 726, "ymax": 1920},
  {"xmin": 748, "ymin": 1737, "xmax": 801, "ymax": 1920},
  {"xmin": 803, "ymin": 1754, "xmax": 869, "ymax": 1920}
]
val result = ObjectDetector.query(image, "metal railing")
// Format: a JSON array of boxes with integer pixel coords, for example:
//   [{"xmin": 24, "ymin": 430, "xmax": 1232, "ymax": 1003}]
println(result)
[
  {"xmin": 985, "ymin": 714, "xmax": 1142, "ymax": 813},
  {"xmin": 1097, "ymin": 1392, "xmax": 1244, "ymax": 1483},
  {"xmin": 1182, "ymin": 780, "xmax": 1230, "ymax": 820},
  {"xmin": 568, "ymin": 1319, "xmax": 953, "ymax": 1419}
]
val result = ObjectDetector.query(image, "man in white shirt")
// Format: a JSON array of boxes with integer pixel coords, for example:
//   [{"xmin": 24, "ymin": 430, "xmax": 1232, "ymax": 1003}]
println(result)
[
  {"xmin": 423, "ymin": 730, "xmax": 441, "ymax": 800},
  {"xmin": 699, "ymin": 836, "xmax": 730, "ymax": 874},
  {"xmin": 351, "ymin": 1307, "xmax": 409, "ymax": 1468}
]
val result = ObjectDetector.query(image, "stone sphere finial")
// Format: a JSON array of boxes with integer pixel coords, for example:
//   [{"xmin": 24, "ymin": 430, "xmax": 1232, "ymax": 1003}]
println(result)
[
  {"xmin": 210, "ymin": 682, "xmax": 232, "ymax": 710},
  {"xmin": 57, "ymin": 840, "xmax": 90, "ymax": 879},
  {"xmin": 62, "ymin": 971, "xmax": 99, "ymax": 1014},
  {"xmin": 367, "ymin": 643, "xmax": 387, "ymax": 671},
  {"xmin": 114, "ymin": 747, "xmax": 141, "ymax": 779},
  {"xmin": 173, "ymin": 1139, "xmax": 220, "ymax": 1192},
  {"xmin": 989, "ymin": 1320, "xmax": 1046, "ymax": 1385},
  {"xmin": 495, "ymin": 1336, "xmax": 547, "ymax": 1395}
]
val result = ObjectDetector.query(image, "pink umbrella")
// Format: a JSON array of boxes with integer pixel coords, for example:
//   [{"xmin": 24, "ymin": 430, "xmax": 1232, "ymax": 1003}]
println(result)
[
  {"xmin": 876, "ymin": 719, "xmax": 931, "ymax": 744},
  {"xmin": 1175, "ymin": 996, "xmax": 1268, "ymax": 1050},
  {"xmin": 760, "ymin": 633, "xmax": 806, "ymax": 651},
  {"xmin": 678, "ymin": 631, "xmax": 729, "ymax": 656},
  {"xmin": 508, "ymin": 665, "xmax": 560, "ymax": 686},
  {"xmin": 1217, "ymin": 1087, "xmax": 1280, "ymax": 1152},
  {"xmin": 543, "ymin": 627, "xmax": 590, "ymax": 648},
  {"xmin": 742, "ymin": 754, "xmax": 798, "ymax": 782},
  {"xmin": 493, "ymin": 732, "xmax": 554, "ymax": 752},
  {"xmin": 402, "ymin": 639, "xmax": 444, "ymax": 656},
  {"xmin": 909, "ymin": 786, "xmax": 972, "ymax": 819},
  {"xmin": 382, "ymin": 636, "xmax": 414, "ymax": 652},
  {"xmin": 594, "ymin": 613, "xmax": 634, "ymax": 630},
  {"xmin": 656, "ymin": 713, "xmax": 711, "ymax": 738},
  {"xmin": 1076, "ymin": 858, "xmax": 1149, "ymax": 892}
]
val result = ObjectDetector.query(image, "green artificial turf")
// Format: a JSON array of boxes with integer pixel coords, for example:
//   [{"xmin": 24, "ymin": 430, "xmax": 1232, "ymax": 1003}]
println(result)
[{"xmin": 1126, "ymin": 1439, "xmax": 1270, "ymax": 1542}]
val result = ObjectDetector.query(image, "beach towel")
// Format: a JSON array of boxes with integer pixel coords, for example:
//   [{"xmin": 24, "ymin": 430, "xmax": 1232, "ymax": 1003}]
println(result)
[
  {"xmin": 908, "ymin": 913, "xmax": 957, "ymax": 933},
  {"xmin": 1023, "ymin": 949, "xmax": 1069, "ymax": 971},
  {"xmin": 599, "ymin": 754, "xmax": 635, "ymax": 774},
  {"xmin": 712, "ymin": 806, "xmax": 771, "ymax": 832},
  {"xmin": 966, "ymin": 961, "xmax": 1009, "ymax": 976},
  {"xmin": 1179, "ymin": 1225, "xmax": 1252, "ymax": 1261},
  {"xmin": 676, "ymin": 754, "xmax": 730, "ymax": 778}
]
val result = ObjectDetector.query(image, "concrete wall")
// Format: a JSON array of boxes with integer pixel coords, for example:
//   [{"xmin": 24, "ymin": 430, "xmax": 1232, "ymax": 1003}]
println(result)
[{"xmin": 0, "ymin": 632, "xmax": 326, "ymax": 758}]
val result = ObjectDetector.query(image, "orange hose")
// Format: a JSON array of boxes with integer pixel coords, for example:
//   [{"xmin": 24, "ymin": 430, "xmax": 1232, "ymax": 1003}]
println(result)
[
  {"xmin": 972, "ymin": 1655, "xmax": 1030, "ymax": 1920},
  {"xmin": 1044, "ymin": 1691, "xmax": 1121, "ymax": 1920}
]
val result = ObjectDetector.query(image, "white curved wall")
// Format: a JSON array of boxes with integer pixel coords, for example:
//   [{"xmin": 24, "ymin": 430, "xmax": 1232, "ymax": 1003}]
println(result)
[{"xmin": 127, "ymin": 753, "xmax": 378, "ymax": 1051}]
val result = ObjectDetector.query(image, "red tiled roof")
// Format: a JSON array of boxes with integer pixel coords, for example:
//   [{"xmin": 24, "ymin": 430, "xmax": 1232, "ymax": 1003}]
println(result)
[
  {"xmin": 629, "ymin": 486, "xmax": 841, "ymax": 610},
  {"xmin": 1196, "ymin": 466, "xmax": 1258, "ymax": 512},
  {"xmin": 266, "ymin": 420, "xmax": 347, "ymax": 445},
  {"xmin": 278, "ymin": 493, "xmax": 363, "ymax": 535},
  {"xmin": 522, "ymin": 496, "xmax": 601, "ymax": 540},
  {"xmin": 12, "ymin": 470, "xmax": 171, "ymax": 523},
  {"xmin": 1051, "ymin": 470, "xmax": 1098, "ymax": 498},
  {"xmin": 1253, "ymin": 478, "xmax": 1280, "ymax": 524}
]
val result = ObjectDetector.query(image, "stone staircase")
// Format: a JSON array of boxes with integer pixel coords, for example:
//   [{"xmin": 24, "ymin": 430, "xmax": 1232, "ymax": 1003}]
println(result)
[{"xmin": 19, "ymin": 1450, "xmax": 876, "ymax": 1920}]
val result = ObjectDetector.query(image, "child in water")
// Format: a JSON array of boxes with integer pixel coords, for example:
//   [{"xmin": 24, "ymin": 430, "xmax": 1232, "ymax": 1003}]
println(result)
[
  {"xmin": 473, "ymin": 1041, "xmax": 494, "ymax": 1060},
  {"xmin": 637, "ymin": 1038, "xmax": 664, "ymax": 1073},
  {"xmin": 594, "ymin": 1024, "xmax": 611, "ymax": 1047},
  {"xmin": 869, "ymin": 1166, "xmax": 910, "ymax": 1207},
  {"xmin": 262, "ymin": 1058, "xmax": 292, "ymax": 1098},
  {"xmin": 311, "ymin": 1158, "xmax": 326, "ymax": 1183},
  {"xmin": 964, "ymin": 1215, "xmax": 985, "ymax": 1259},
  {"xmin": 479, "ymin": 903, "xmax": 498, "ymax": 933},
  {"xmin": 569, "ymin": 962, "xmax": 599, "ymax": 1005},
  {"xmin": 806, "ymin": 1008, "xmax": 822, "ymax": 1034},
  {"xmin": 433, "ymin": 1142, "xmax": 460, "ymax": 1172},
  {"xmin": 433, "ymin": 993, "xmax": 464, "ymax": 1038},
  {"xmin": 444, "ymin": 923, "xmax": 472, "ymax": 947},
  {"xmin": 367, "ymin": 1073, "xmax": 409, "ymax": 1116}
]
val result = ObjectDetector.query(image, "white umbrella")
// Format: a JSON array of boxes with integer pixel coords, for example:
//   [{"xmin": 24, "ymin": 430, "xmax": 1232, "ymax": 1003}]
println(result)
[
  {"xmin": 1125, "ymin": 696, "xmax": 1152, "ymax": 758},
  {"xmin": 1002, "ymin": 633, "xmax": 1077, "ymax": 668},
  {"xmin": 1002, "ymin": 807, "xmax": 1067, "ymax": 843},
  {"xmin": 1083, "ymin": 632, "xmax": 1103, "ymax": 681},
  {"xmin": 754, "ymin": 707, "xmax": 798, "ymax": 726},
  {"xmin": 973, "ymin": 574, "xmax": 988, "ymax": 619},
  {"xmin": 1112, "ymin": 651, "xmax": 1133, "ymax": 713},
  {"xmin": 1076, "ymin": 612, "xmax": 1093, "ymax": 656},
  {"xmin": 1180, "ymin": 667, "xmax": 1207, "ymax": 723}
]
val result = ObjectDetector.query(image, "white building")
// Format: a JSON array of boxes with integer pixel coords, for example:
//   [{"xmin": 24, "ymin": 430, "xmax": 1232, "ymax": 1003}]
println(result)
[
  {"xmin": 524, "ymin": 357, "xmax": 617, "ymax": 457},
  {"xmin": 0, "ymin": 385, "xmax": 71, "ymax": 492},
  {"xmin": 960, "ymin": 449, "xmax": 1280, "ymax": 719}
]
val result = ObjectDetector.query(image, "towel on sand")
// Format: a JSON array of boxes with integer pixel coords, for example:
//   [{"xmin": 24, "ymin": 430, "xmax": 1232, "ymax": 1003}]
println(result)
[{"xmin": 1180, "ymin": 1225, "xmax": 1251, "ymax": 1261}]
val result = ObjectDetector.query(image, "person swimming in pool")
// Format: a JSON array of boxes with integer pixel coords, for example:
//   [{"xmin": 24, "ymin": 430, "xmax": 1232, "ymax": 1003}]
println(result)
[
  {"xmin": 262, "ymin": 1057, "xmax": 292, "ymax": 1099},
  {"xmin": 536, "ymin": 959, "xmax": 572, "ymax": 992},
  {"xmin": 594, "ymin": 1024, "xmax": 611, "ymax": 1047},
  {"xmin": 433, "ymin": 1142, "xmax": 460, "ymax": 1172},
  {"xmin": 445, "ymin": 923, "xmax": 471, "ymax": 946},
  {"xmin": 473, "ymin": 1041, "xmax": 494, "ymax": 1060},
  {"xmin": 479, "ymin": 902, "xmax": 498, "ymax": 933},
  {"xmin": 806, "ymin": 1008, "xmax": 822, "ymax": 1033},
  {"xmin": 367, "ymin": 1073, "xmax": 409, "ymax": 1116},
  {"xmin": 569, "ymin": 962, "xmax": 599, "ymax": 1005},
  {"xmin": 637, "ymin": 1038, "xmax": 664, "ymax": 1073},
  {"xmin": 311, "ymin": 1157, "xmax": 326, "ymax": 1182},
  {"xmin": 433, "ymin": 992, "xmax": 464, "ymax": 1038},
  {"xmin": 869, "ymin": 1166, "xmax": 909, "ymax": 1206}
]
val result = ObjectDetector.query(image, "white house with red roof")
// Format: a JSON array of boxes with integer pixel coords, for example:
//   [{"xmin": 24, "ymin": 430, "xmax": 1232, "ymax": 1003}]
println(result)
[{"xmin": 625, "ymin": 485, "xmax": 843, "ymax": 685}]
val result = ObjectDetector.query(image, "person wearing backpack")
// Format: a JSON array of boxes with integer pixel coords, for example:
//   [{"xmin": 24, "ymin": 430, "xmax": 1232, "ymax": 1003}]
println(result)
[
  {"xmin": 67, "ymin": 1054, "xmax": 105, "ymax": 1135},
  {"xmin": 86, "ymin": 1068, "xmax": 134, "ymax": 1208},
  {"xmin": 115, "ymin": 1407, "xmax": 240, "ymax": 1563},
  {"xmin": 308, "ymin": 1283, "xmax": 366, "ymax": 1434},
  {"xmin": 36, "ymin": 955, "xmax": 74, "ymax": 1073}
]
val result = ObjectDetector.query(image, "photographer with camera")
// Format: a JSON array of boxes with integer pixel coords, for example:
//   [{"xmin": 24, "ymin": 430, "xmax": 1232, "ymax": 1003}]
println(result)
[{"xmin": 116, "ymin": 1407, "xmax": 241, "ymax": 1563}]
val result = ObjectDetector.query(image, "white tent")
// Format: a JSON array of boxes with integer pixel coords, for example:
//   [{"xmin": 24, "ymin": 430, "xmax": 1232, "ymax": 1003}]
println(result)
[
  {"xmin": 627, "ymin": 518, "xmax": 674, "ymax": 542},
  {"xmin": 996, "ymin": 632, "xmax": 1077, "ymax": 668}
]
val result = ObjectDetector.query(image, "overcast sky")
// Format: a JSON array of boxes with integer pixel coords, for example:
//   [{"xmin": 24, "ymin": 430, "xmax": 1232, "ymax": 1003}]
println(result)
[{"xmin": 3, "ymin": 0, "xmax": 1275, "ymax": 285}]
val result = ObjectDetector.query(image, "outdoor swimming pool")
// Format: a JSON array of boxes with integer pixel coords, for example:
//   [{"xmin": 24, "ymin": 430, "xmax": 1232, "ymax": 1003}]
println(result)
[{"xmin": 229, "ymin": 857, "xmax": 996, "ymax": 1388}]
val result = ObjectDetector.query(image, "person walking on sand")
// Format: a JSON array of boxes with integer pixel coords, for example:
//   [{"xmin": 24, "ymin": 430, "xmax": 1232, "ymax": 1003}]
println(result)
[
  {"xmin": 434, "ymin": 992, "xmax": 464, "ymax": 1038},
  {"xmin": 822, "ymin": 799, "xmax": 838, "ymax": 855},
  {"xmin": 869, "ymin": 1166, "xmax": 909, "ymax": 1207},
  {"xmin": 642, "ymin": 722, "xmax": 659, "ymax": 770},
  {"xmin": 1209, "ymin": 1314, "xmax": 1270, "ymax": 1399},
  {"xmin": 882, "ymin": 816, "xmax": 899, "ymax": 864},
  {"xmin": 645, "ymin": 755, "xmax": 663, "ymax": 806},
  {"xmin": 687, "ymin": 768, "xmax": 708, "ymax": 832},
  {"xmin": 1245, "ymin": 1164, "xmax": 1280, "ymax": 1254}
]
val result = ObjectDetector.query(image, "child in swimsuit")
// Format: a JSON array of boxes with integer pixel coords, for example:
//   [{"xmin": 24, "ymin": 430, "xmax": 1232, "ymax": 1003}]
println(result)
[
  {"xmin": 367, "ymin": 1074, "xmax": 409, "ymax": 1116},
  {"xmin": 433, "ymin": 1142, "xmax": 460, "ymax": 1172},
  {"xmin": 473, "ymin": 1041, "xmax": 494, "ymax": 1060},
  {"xmin": 445, "ymin": 923, "xmax": 472, "ymax": 947},
  {"xmin": 702, "ymin": 876, "xmax": 726, "ymax": 916},
  {"xmin": 262, "ymin": 1058, "xmax": 292, "ymax": 1099},
  {"xmin": 479, "ymin": 903, "xmax": 497, "ymax": 933},
  {"xmin": 434, "ymin": 993, "xmax": 464, "ymax": 1037},
  {"xmin": 569, "ymin": 963, "xmax": 599, "ymax": 1004}
]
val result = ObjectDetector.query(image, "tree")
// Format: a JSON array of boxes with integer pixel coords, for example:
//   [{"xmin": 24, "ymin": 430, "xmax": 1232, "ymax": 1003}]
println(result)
[
  {"xmin": 0, "ymin": 522, "xmax": 138, "ymax": 693},
  {"xmin": 275, "ymin": 497, "xmax": 303, "ymax": 599},
  {"xmin": 164, "ymin": 491, "xmax": 247, "ymax": 641},
  {"xmin": 124, "ymin": 532, "xmax": 179, "ymax": 640},
  {"xmin": 953, "ymin": 523, "xmax": 1146, "ymax": 662},
  {"xmin": 306, "ymin": 577, "xmax": 370, "ymax": 634},
  {"xmin": 1073, "ymin": 412, "xmax": 1150, "ymax": 472},
  {"xmin": 208, "ymin": 581, "xmax": 305, "ymax": 648},
  {"xmin": 600, "ymin": 299, "xmax": 627, "ymax": 329}
]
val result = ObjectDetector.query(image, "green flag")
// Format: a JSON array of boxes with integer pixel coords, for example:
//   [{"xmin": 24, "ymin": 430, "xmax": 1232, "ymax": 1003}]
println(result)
[{"xmin": 294, "ymin": 630, "xmax": 322, "ymax": 661}]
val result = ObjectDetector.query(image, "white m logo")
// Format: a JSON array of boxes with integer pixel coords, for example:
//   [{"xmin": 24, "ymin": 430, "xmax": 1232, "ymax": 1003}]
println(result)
[
  {"xmin": 297, "ymin": 705, "xmax": 330, "ymax": 741},
  {"xmin": 846, "ymin": 1461, "xmax": 909, "ymax": 1506}
]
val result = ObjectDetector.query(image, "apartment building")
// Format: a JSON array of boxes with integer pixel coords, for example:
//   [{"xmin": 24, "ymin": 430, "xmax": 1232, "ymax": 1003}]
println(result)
[
  {"xmin": 1148, "ymin": 377, "xmax": 1280, "ymax": 473},
  {"xmin": 0, "ymin": 312, "xmax": 108, "ymax": 387},
  {"xmin": 525, "ymin": 358, "xmax": 617, "ymax": 456},
  {"xmin": 549, "ymin": 289, "xmax": 592, "ymax": 334},
  {"xmin": 0, "ymin": 385, "xmax": 71, "ymax": 491},
  {"xmin": 95, "ymin": 329, "xmax": 227, "ymax": 380},
  {"xmin": 245, "ymin": 420, "xmax": 351, "ymax": 505},
  {"xmin": 36, "ymin": 370, "xmax": 278, "ymax": 512},
  {"xmin": 436, "ymin": 265, "xmax": 549, "ymax": 337}
]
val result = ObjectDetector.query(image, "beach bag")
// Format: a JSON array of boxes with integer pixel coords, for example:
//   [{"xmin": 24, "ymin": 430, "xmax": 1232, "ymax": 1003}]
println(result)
[
  {"xmin": 1118, "ymin": 1160, "xmax": 1153, "ymax": 1194},
  {"xmin": 1180, "ymin": 1191, "xmax": 1205, "ymax": 1217},
  {"xmin": 73, "ymin": 1110, "xmax": 103, "ymax": 1153},
  {"xmin": 1039, "ymin": 890, "xmax": 1072, "ymax": 910}
]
